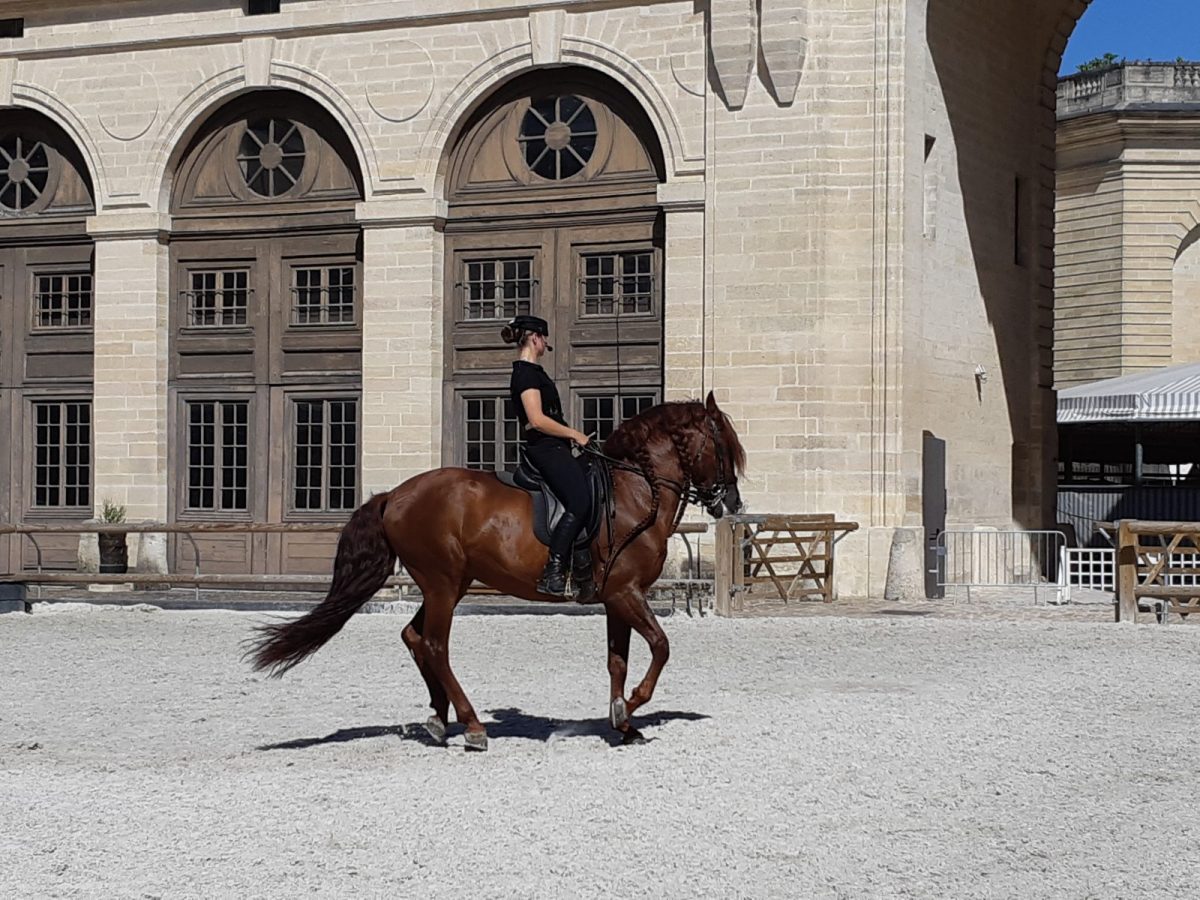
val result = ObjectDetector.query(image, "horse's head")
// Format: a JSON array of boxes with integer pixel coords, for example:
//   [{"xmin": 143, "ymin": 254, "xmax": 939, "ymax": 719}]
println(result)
[{"xmin": 690, "ymin": 392, "xmax": 746, "ymax": 519}]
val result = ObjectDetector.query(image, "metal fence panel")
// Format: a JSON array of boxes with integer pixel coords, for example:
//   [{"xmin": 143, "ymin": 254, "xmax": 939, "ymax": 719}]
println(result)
[{"xmin": 937, "ymin": 530, "xmax": 1068, "ymax": 603}]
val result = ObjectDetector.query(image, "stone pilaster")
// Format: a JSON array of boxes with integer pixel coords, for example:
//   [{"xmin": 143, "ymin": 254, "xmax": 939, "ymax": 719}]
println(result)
[
  {"xmin": 660, "ymin": 180, "xmax": 707, "ymax": 401},
  {"xmin": 86, "ymin": 211, "xmax": 170, "ymax": 523},
  {"xmin": 357, "ymin": 198, "xmax": 446, "ymax": 496}
]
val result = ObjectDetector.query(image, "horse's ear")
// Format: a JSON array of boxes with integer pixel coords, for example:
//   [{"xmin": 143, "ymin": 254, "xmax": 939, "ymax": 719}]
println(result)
[{"xmin": 705, "ymin": 391, "xmax": 719, "ymax": 414}]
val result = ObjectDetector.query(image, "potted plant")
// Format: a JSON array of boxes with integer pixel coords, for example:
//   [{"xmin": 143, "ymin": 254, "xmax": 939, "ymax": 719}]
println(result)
[{"xmin": 97, "ymin": 499, "xmax": 128, "ymax": 575}]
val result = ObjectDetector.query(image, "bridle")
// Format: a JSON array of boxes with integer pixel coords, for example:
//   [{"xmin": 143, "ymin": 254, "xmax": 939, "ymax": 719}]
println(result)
[
  {"xmin": 583, "ymin": 412, "xmax": 735, "ymax": 517},
  {"xmin": 581, "ymin": 410, "xmax": 737, "ymax": 592}
]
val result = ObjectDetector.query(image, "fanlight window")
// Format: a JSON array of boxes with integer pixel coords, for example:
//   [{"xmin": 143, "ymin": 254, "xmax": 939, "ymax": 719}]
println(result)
[
  {"xmin": 0, "ymin": 134, "xmax": 50, "ymax": 212},
  {"xmin": 238, "ymin": 119, "xmax": 305, "ymax": 198},
  {"xmin": 518, "ymin": 96, "xmax": 597, "ymax": 180}
]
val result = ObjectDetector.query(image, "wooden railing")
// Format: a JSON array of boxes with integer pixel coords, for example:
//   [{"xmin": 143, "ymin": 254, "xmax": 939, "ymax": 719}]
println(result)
[
  {"xmin": 712, "ymin": 514, "xmax": 859, "ymax": 617},
  {"xmin": 1116, "ymin": 520, "xmax": 1200, "ymax": 623},
  {"xmin": 0, "ymin": 520, "xmax": 710, "ymax": 603}
]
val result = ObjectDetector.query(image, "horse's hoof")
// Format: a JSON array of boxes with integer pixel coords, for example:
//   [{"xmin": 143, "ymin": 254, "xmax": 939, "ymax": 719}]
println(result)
[
  {"xmin": 464, "ymin": 730, "xmax": 489, "ymax": 752},
  {"xmin": 423, "ymin": 715, "xmax": 447, "ymax": 745},
  {"xmin": 610, "ymin": 697, "xmax": 628, "ymax": 729},
  {"xmin": 621, "ymin": 728, "xmax": 647, "ymax": 746}
]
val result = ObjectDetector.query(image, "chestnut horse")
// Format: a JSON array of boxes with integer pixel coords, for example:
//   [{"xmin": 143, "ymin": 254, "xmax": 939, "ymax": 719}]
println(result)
[{"xmin": 248, "ymin": 392, "xmax": 745, "ymax": 749}]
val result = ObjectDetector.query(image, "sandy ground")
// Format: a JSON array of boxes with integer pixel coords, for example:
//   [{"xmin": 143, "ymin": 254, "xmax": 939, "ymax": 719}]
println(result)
[{"xmin": 3, "ymin": 603, "xmax": 1199, "ymax": 899}]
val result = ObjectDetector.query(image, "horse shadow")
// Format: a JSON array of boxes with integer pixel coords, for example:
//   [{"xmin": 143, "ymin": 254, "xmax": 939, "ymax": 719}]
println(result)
[{"xmin": 255, "ymin": 707, "xmax": 710, "ymax": 751}]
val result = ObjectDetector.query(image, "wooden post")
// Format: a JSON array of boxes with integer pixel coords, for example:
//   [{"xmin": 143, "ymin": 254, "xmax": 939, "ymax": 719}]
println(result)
[
  {"xmin": 1117, "ymin": 520, "xmax": 1138, "ymax": 624},
  {"xmin": 714, "ymin": 518, "xmax": 735, "ymax": 617}
]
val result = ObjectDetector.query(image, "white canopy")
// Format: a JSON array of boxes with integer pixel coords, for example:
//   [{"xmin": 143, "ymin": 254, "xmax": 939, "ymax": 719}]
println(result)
[{"xmin": 1058, "ymin": 363, "xmax": 1200, "ymax": 424}]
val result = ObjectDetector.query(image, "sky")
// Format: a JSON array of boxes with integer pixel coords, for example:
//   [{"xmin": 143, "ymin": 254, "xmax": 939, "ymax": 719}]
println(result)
[{"xmin": 1059, "ymin": 0, "xmax": 1200, "ymax": 74}]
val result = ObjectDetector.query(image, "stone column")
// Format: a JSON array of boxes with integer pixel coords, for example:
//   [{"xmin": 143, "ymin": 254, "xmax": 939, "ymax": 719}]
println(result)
[
  {"xmin": 86, "ymin": 211, "xmax": 171, "ymax": 572},
  {"xmin": 356, "ymin": 198, "xmax": 446, "ymax": 497},
  {"xmin": 660, "ymin": 180, "xmax": 707, "ymax": 402}
]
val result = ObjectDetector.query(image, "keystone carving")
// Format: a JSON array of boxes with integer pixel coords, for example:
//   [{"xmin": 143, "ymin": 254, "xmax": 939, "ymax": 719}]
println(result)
[{"xmin": 529, "ymin": 8, "xmax": 567, "ymax": 66}]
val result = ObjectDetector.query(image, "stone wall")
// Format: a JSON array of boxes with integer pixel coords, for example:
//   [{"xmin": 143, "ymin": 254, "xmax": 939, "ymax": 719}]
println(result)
[
  {"xmin": 1057, "ymin": 62, "xmax": 1200, "ymax": 387},
  {"xmin": 0, "ymin": 0, "xmax": 1092, "ymax": 596}
]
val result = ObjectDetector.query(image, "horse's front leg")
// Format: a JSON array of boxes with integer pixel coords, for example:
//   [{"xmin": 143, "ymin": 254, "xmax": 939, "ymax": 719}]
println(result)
[{"xmin": 608, "ymin": 590, "xmax": 669, "ymax": 745}]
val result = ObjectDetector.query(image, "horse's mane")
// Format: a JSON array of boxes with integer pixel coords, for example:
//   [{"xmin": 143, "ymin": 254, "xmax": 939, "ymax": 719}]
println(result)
[{"xmin": 602, "ymin": 400, "xmax": 746, "ymax": 475}]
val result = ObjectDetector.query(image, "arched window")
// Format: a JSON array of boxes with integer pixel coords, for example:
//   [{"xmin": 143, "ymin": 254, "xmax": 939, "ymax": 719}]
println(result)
[{"xmin": 442, "ymin": 71, "xmax": 666, "ymax": 469}]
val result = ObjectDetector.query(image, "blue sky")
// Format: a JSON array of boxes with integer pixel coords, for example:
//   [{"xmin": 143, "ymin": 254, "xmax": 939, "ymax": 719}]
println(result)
[{"xmin": 1060, "ymin": 0, "xmax": 1200, "ymax": 73}]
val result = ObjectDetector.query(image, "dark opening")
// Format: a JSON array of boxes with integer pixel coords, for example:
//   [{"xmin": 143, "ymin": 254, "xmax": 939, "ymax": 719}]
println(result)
[
  {"xmin": 246, "ymin": 0, "xmax": 281, "ymax": 15},
  {"xmin": 0, "ymin": 18, "xmax": 24, "ymax": 38}
]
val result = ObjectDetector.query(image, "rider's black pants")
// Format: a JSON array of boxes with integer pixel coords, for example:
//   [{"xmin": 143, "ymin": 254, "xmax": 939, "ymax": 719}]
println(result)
[{"xmin": 524, "ymin": 437, "xmax": 591, "ymax": 560}]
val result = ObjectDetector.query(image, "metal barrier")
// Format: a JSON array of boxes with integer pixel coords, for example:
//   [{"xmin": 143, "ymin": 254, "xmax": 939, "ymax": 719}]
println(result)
[
  {"xmin": 0, "ymin": 520, "xmax": 710, "ymax": 612},
  {"xmin": 1060, "ymin": 546, "xmax": 1115, "ymax": 601},
  {"xmin": 937, "ymin": 529, "xmax": 1068, "ymax": 603}
]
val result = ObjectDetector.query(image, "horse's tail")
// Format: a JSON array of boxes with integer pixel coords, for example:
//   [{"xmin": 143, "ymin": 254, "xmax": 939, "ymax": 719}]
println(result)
[{"xmin": 246, "ymin": 492, "xmax": 396, "ymax": 677}]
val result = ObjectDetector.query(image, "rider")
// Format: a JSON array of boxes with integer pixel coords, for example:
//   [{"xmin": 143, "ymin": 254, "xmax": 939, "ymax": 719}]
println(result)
[{"xmin": 502, "ymin": 314, "xmax": 598, "ymax": 603}]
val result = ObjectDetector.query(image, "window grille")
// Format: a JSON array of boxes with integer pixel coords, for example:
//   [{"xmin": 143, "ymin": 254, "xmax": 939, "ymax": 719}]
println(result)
[
  {"xmin": 580, "ymin": 251, "xmax": 654, "ymax": 316},
  {"xmin": 461, "ymin": 257, "xmax": 534, "ymax": 321},
  {"xmin": 293, "ymin": 398, "xmax": 358, "ymax": 511},
  {"xmin": 33, "ymin": 401, "xmax": 90, "ymax": 508},
  {"xmin": 184, "ymin": 270, "xmax": 250, "ymax": 327},
  {"xmin": 464, "ymin": 397, "xmax": 520, "ymax": 471},
  {"xmin": 186, "ymin": 400, "xmax": 249, "ymax": 511},
  {"xmin": 580, "ymin": 393, "xmax": 656, "ymax": 443},
  {"xmin": 34, "ymin": 273, "xmax": 92, "ymax": 329},
  {"xmin": 292, "ymin": 266, "xmax": 355, "ymax": 325}
]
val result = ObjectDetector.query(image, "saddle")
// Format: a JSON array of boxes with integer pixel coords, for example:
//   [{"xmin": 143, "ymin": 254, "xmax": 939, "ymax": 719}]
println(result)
[{"xmin": 495, "ymin": 451, "xmax": 611, "ymax": 549}]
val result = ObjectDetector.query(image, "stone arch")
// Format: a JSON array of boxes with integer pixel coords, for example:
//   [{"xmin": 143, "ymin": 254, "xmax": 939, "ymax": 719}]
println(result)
[
  {"xmin": 151, "ymin": 72, "xmax": 376, "ymax": 214},
  {"xmin": 438, "ymin": 67, "xmax": 667, "ymax": 470},
  {"xmin": 425, "ymin": 47, "xmax": 686, "ymax": 196},
  {"xmin": 5, "ymin": 85, "xmax": 103, "ymax": 209}
]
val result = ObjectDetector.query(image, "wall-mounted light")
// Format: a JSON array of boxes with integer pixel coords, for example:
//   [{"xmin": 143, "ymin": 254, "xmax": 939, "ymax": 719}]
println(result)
[{"xmin": 974, "ymin": 364, "xmax": 988, "ymax": 385}]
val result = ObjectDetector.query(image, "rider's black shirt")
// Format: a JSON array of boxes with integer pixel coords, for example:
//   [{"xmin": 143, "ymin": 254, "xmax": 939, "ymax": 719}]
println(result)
[{"xmin": 510, "ymin": 360, "xmax": 566, "ymax": 444}]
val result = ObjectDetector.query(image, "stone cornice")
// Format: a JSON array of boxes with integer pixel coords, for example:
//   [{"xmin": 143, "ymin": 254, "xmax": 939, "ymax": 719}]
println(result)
[
  {"xmin": 656, "ymin": 180, "xmax": 705, "ymax": 213},
  {"xmin": 86, "ymin": 210, "xmax": 171, "ymax": 241},
  {"xmin": 355, "ymin": 197, "xmax": 447, "ymax": 229}
]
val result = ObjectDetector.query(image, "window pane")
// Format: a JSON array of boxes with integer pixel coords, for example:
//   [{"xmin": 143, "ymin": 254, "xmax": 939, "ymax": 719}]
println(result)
[
  {"xmin": 464, "ymin": 258, "xmax": 533, "ymax": 320},
  {"xmin": 33, "ymin": 401, "xmax": 90, "ymax": 508},
  {"xmin": 187, "ymin": 270, "xmax": 250, "ymax": 327},
  {"xmin": 35, "ymin": 273, "xmax": 93, "ymax": 329}
]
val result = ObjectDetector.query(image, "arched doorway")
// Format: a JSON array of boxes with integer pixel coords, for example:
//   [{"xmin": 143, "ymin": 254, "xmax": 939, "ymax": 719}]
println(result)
[
  {"xmin": 441, "ymin": 70, "xmax": 666, "ymax": 469},
  {"xmin": 0, "ymin": 110, "xmax": 95, "ymax": 574},
  {"xmin": 167, "ymin": 90, "xmax": 364, "ymax": 576}
]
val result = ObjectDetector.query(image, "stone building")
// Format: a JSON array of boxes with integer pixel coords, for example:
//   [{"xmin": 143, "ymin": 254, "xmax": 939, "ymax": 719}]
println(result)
[
  {"xmin": 1057, "ymin": 60, "xmax": 1200, "ymax": 388},
  {"xmin": 0, "ymin": 0, "xmax": 1097, "ymax": 595}
]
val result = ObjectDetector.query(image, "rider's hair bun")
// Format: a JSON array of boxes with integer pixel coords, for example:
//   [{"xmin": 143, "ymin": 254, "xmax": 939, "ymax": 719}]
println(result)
[{"xmin": 500, "ymin": 324, "xmax": 520, "ymax": 344}]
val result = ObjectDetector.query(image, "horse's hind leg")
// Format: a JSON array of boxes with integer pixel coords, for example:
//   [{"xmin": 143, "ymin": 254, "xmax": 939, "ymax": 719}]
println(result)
[
  {"xmin": 401, "ymin": 605, "xmax": 450, "ymax": 744},
  {"xmin": 606, "ymin": 611, "xmax": 632, "ymax": 731},
  {"xmin": 418, "ymin": 585, "xmax": 488, "ymax": 752}
]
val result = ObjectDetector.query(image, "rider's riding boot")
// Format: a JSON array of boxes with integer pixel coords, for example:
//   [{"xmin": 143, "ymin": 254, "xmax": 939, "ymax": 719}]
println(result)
[
  {"xmin": 540, "ymin": 511, "xmax": 582, "ymax": 598},
  {"xmin": 537, "ymin": 553, "xmax": 569, "ymax": 597},
  {"xmin": 571, "ymin": 547, "xmax": 600, "ymax": 604}
]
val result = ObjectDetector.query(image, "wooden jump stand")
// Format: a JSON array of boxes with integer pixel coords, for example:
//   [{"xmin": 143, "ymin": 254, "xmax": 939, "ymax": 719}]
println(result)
[
  {"xmin": 1116, "ymin": 519, "xmax": 1200, "ymax": 624},
  {"xmin": 713, "ymin": 514, "xmax": 860, "ymax": 617}
]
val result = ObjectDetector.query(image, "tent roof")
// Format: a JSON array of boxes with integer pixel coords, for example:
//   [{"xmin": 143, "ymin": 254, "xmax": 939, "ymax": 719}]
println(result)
[{"xmin": 1058, "ymin": 362, "xmax": 1200, "ymax": 423}]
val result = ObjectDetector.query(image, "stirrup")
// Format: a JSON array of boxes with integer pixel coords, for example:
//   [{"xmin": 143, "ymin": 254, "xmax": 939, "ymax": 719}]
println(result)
[{"xmin": 537, "ymin": 556, "xmax": 568, "ymax": 597}]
